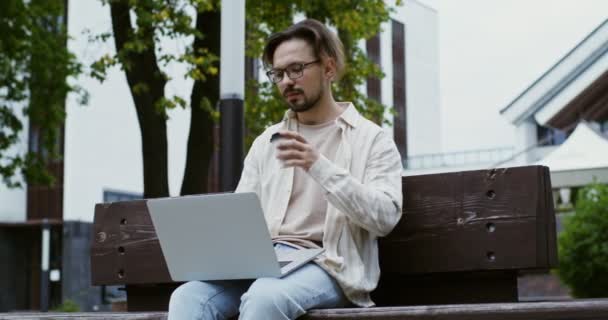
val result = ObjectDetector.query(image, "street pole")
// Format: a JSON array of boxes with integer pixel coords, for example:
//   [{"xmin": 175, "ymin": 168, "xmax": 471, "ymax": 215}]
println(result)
[
  {"xmin": 40, "ymin": 219, "xmax": 50, "ymax": 312},
  {"xmin": 219, "ymin": 0, "xmax": 246, "ymax": 192}
]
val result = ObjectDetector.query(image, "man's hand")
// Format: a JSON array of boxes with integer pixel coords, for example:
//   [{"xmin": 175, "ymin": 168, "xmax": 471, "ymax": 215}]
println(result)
[{"xmin": 274, "ymin": 130, "xmax": 319, "ymax": 171}]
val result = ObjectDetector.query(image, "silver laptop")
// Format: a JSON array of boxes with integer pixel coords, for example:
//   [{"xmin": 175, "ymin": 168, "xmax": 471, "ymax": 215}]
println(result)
[{"xmin": 147, "ymin": 192, "xmax": 324, "ymax": 281}]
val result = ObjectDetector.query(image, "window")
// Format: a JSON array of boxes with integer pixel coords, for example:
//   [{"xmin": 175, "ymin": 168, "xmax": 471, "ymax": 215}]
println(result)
[
  {"xmin": 103, "ymin": 190, "xmax": 142, "ymax": 203},
  {"xmin": 600, "ymin": 120, "xmax": 608, "ymax": 136},
  {"xmin": 537, "ymin": 125, "xmax": 568, "ymax": 146}
]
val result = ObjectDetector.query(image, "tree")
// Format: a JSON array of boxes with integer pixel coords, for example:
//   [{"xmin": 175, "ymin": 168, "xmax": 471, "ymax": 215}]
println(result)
[
  {"xmin": 244, "ymin": 0, "xmax": 400, "ymax": 148},
  {"xmin": 91, "ymin": 0, "xmax": 220, "ymax": 198},
  {"xmin": 90, "ymin": 0, "xmax": 400, "ymax": 198},
  {"xmin": 0, "ymin": 0, "xmax": 83, "ymax": 188},
  {"xmin": 558, "ymin": 182, "xmax": 608, "ymax": 298},
  {"xmin": 2, "ymin": 0, "xmax": 400, "ymax": 198}
]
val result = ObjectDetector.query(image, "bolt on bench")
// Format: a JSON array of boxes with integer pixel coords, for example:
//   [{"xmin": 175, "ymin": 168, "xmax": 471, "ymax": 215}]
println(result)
[{"xmin": 90, "ymin": 165, "xmax": 608, "ymax": 319}]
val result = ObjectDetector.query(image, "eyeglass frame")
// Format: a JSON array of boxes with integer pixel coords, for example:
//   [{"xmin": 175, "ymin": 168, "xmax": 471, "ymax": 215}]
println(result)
[{"xmin": 265, "ymin": 59, "xmax": 320, "ymax": 84}]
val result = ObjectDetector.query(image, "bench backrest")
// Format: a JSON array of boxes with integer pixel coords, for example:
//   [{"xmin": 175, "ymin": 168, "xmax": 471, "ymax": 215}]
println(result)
[{"xmin": 90, "ymin": 165, "xmax": 557, "ymax": 310}]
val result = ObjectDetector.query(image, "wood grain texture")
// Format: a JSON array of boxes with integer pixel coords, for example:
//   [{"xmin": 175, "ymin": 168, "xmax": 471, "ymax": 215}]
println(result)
[
  {"xmin": 380, "ymin": 166, "xmax": 557, "ymax": 274},
  {"xmin": 304, "ymin": 299, "xmax": 608, "ymax": 320},
  {"xmin": 3, "ymin": 299, "xmax": 608, "ymax": 319},
  {"xmin": 0, "ymin": 312, "xmax": 167, "ymax": 319},
  {"xmin": 91, "ymin": 201, "xmax": 171, "ymax": 285}
]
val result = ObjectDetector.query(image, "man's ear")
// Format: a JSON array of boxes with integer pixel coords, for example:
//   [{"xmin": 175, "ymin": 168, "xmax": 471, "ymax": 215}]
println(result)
[{"xmin": 323, "ymin": 57, "xmax": 337, "ymax": 81}]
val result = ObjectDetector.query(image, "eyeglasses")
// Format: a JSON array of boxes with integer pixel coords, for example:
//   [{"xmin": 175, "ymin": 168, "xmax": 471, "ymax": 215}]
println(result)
[{"xmin": 266, "ymin": 60, "xmax": 320, "ymax": 84}]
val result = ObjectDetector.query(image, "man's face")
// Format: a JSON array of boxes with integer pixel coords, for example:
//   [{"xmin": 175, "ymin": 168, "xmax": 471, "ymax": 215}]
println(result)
[{"xmin": 272, "ymin": 39, "xmax": 325, "ymax": 113}]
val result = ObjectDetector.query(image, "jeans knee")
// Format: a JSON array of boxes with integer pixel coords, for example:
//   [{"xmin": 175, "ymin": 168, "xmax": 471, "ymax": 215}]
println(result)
[
  {"xmin": 169, "ymin": 281, "xmax": 201, "ymax": 311},
  {"xmin": 169, "ymin": 281, "xmax": 228, "ymax": 320},
  {"xmin": 239, "ymin": 279, "xmax": 304, "ymax": 319}
]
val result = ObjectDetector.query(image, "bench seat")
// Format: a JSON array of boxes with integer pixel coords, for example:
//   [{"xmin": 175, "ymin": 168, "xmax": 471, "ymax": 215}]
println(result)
[{"xmin": 4, "ymin": 299, "xmax": 608, "ymax": 319}]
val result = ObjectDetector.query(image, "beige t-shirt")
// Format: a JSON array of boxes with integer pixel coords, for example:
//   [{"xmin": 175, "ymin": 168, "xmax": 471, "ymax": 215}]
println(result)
[{"xmin": 274, "ymin": 119, "xmax": 341, "ymax": 248}]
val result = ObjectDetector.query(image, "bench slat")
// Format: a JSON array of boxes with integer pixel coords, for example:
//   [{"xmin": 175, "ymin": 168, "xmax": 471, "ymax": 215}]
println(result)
[
  {"xmin": 3, "ymin": 299, "xmax": 608, "ymax": 319},
  {"xmin": 91, "ymin": 201, "xmax": 171, "ymax": 285},
  {"xmin": 380, "ymin": 165, "xmax": 556, "ymax": 274},
  {"xmin": 304, "ymin": 299, "xmax": 608, "ymax": 320}
]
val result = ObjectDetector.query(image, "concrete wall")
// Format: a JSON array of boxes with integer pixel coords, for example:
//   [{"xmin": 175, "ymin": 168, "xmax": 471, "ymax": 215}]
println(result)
[
  {"xmin": 389, "ymin": 0, "xmax": 441, "ymax": 156},
  {"xmin": 0, "ymin": 103, "xmax": 28, "ymax": 222},
  {"xmin": 513, "ymin": 119, "xmax": 538, "ymax": 165},
  {"xmin": 62, "ymin": 221, "xmax": 107, "ymax": 311}
]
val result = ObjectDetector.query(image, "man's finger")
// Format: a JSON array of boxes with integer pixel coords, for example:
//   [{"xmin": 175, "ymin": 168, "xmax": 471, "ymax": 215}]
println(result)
[
  {"xmin": 277, "ymin": 139, "xmax": 307, "ymax": 151},
  {"xmin": 276, "ymin": 150, "xmax": 304, "ymax": 160},
  {"xmin": 282, "ymin": 159, "xmax": 307, "ymax": 169},
  {"xmin": 278, "ymin": 130, "xmax": 308, "ymax": 144}
]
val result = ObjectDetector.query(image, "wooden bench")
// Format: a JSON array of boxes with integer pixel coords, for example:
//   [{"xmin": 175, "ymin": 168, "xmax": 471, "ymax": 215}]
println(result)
[
  {"xmin": 89, "ymin": 165, "xmax": 608, "ymax": 318},
  {"xmin": 4, "ymin": 300, "xmax": 608, "ymax": 319}
]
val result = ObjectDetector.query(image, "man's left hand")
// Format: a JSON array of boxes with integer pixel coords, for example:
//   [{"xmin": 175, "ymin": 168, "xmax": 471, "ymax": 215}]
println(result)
[{"xmin": 275, "ymin": 130, "xmax": 319, "ymax": 171}]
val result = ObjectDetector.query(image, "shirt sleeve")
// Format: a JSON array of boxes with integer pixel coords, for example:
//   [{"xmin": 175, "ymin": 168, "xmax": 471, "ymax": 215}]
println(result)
[{"xmin": 307, "ymin": 130, "xmax": 403, "ymax": 237}]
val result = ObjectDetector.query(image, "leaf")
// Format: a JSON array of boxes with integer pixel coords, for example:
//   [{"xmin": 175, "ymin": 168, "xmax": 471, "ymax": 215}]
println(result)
[
  {"xmin": 244, "ymin": 0, "xmax": 402, "ymax": 151},
  {"xmin": 0, "ymin": 0, "xmax": 84, "ymax": 188},
  {"xmin": 558, "ymin": 182, "xmax": 608, "ymax": 298}
]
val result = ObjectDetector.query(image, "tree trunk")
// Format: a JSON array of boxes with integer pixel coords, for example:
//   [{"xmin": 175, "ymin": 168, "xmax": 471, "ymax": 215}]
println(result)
[
  {"xmin": 338, "ymin": 28, "xmax": 356, "ymax": 100},
  {"xmin": 180, "ymin": 9, "xmax": 220, "ymax": 196},
  {"xmin": 110, "ymin": 0, "xmax": 169, "ymax": 198}
]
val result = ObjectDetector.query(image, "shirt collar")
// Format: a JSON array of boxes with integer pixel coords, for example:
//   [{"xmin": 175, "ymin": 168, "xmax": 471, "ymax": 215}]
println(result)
[{"xmin": 281, "ymin": 102, "xmax": 360, "ymax": 129}]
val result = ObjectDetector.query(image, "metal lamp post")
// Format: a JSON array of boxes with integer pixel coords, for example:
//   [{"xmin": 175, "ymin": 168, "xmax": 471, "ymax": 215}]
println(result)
[{"xmin": 219, "ymin": 0, "xmax": 246, "ymax": 192}]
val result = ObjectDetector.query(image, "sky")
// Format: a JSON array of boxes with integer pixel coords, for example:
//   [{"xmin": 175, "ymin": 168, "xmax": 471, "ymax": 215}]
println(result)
[{"xmin": 418, "ymin": 0, "xmax": 608, "ymax": 153}]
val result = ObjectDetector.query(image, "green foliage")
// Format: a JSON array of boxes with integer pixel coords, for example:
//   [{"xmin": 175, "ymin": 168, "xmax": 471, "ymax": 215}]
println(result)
[
  {"xmin": 91, "ymin": 0, "xmax": 220, "ymax": 109},
  {"xmin": 91, "ymin": 0, "xmax": 223, "ymax": 196},
  {"xmin": 51, "ymin": 299, "xmax": 80, "ymax": 312},
  {"xmin": 558, "ymin": 182, "xmax": 608, "ymax": 298},
  {"xmin": 91, "ymin": 0, "xmax": 401, "ymax": 162},
  {"xmin": 244, "ymin": 0, "xmax": 401, "ymax": 149},
  {"xmin": 0, "ymin": 0, "xmax": 84, "ymax": 188}
]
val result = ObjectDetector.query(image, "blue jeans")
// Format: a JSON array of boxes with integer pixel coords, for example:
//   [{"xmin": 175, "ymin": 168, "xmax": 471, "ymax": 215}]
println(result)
[{"xmin": 167, "ymin": 243, "xmax": 349, "ymax": 320}]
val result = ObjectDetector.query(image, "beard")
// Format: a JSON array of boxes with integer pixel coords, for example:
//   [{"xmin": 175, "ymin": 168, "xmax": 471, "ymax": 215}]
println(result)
[{"xmin": 283, "ymin": 85, "xmax": 323, "ymax": 113}]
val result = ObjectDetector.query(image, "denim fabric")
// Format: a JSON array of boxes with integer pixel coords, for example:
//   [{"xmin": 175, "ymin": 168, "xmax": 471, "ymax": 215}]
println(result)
[{"xmin": 168, "ymin": 244, "xmax": 348, "ymax": 320}]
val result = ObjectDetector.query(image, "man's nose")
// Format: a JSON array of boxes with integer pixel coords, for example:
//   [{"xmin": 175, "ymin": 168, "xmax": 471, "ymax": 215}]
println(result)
[{"xmin": 279, "ymin": 74, "xmax": 295, "ymax": 86}]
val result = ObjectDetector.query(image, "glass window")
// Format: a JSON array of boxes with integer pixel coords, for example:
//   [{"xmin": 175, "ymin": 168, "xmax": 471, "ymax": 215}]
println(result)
[
  {"xmin": 537, "ymin": 124, "xmax": 568, "ymax": 146},
  {"xmin": 103, "ymin": 190, "xmax": 142, "ymax": 203}
]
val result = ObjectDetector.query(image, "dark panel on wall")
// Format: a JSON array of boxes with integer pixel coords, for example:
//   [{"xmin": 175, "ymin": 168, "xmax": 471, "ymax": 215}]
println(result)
[
  {"xmin": 366, "ymin": 33, "xmax": 382, "ymax": 103},
  {"xmin": 27, "ymin": 160, "xmax": 64, "ymax": 221},
  {"xmin": 392, "ymin": 20, "xmax": 407, "ymax": 159}
]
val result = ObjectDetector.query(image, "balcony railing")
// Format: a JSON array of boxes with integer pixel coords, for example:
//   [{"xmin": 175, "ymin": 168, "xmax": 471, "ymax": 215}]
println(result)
[{"xmin": 404, "ymin": 147, "xmax": 515, "ymax": 170}]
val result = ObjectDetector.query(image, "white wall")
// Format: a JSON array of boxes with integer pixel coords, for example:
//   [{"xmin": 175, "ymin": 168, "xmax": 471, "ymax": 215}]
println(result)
[
  {"xmin": 388, "ymin": 0, "xmax": 441, "ymax": 156},
  {"xmin": 0, "ymin": 103, "xmax": 28, "ymax": 222},
  {"xmin": 513, "ymin": 119, "xmax": 538, "ymax": 165},
  {"xmin": 65, "ymin": 0, "xmax": 193, "ymax": 221}
]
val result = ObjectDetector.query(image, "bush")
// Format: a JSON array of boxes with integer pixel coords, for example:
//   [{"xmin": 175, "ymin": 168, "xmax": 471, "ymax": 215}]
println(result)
[
  {"xmin": 558, "ymin": 182, "xmax": 608, "ymax": 298},
  {"xmin": 51, "ymin": 299, "xmax": 80, "ymax": 312}
]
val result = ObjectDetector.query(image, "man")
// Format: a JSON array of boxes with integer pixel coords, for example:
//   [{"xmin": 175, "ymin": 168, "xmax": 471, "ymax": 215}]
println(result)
[{"xmin": 168, "ymin": 19, "xmax": 403, "ymax": 320}]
